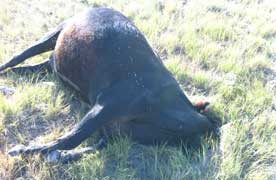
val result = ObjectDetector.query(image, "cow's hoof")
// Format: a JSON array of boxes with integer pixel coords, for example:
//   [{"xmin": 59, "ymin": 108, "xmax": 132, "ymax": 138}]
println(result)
[
  {"xmin": 46, "ymin": 150, "xmax": 61, "ymax": 163},
  {"xmin": 8, "ymin": 144, "xmax": 26, "ymax": 157},
  {"xmin": 46, "ymin": 150, "xmax": 76, "ymax": 163},
  {"xmin": 0, "ymin": 86, "xmax": 15, "ymax": 96}
]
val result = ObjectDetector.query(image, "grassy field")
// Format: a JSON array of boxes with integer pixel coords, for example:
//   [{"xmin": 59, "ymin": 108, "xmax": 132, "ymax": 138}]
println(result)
[{"xmin": 0, "ymin": 0, "xmax": 276, "ymax": 179}]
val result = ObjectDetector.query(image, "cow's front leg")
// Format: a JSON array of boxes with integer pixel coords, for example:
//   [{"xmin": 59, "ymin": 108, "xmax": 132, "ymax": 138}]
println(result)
[
  {"xmin": 8, "ymin": 81, "xmax": 150, "ymax": 158},
  {"xmin": 46, "ymin": 138, "xmax": 107, "ymax": 163},
  {"xmin": 8, "ymin": 103, "xmax": 110, "ymax": 157}
]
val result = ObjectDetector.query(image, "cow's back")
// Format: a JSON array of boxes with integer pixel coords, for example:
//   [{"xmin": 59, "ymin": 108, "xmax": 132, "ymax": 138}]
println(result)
[{"xmin": 53, "ymin": 7, "xmax": 167, "ymax": 103}]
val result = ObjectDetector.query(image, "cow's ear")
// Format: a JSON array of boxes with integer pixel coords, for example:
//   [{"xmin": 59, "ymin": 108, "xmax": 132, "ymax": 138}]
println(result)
[{"xmin": 194, "ymin": 101, "xmax": 210, "ymax": 113}]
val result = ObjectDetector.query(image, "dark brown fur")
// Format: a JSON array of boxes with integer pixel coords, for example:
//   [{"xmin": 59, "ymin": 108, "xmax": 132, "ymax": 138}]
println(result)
[{"xmin": 2, "ymin": 8, "xmax": 218, "ymax": 161}]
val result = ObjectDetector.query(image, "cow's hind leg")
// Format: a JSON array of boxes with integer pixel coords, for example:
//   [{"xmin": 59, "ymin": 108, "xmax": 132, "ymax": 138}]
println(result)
[
  {"xmin": 0, "ymin": 56, "xmax": 53, "ymax": 95},
  {"xmin": 0, "ymin": 58, "xmax": 52, "ymax": 77},
  {"xmin": 10, "ymin": 60, "xmax": 52, "ymax": 74}
]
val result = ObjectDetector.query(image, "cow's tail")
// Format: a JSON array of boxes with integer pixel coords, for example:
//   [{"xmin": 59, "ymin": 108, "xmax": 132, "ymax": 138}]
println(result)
[{"xmin": 0, "ymin": 21, "xmax": 66, "ymax": 72}]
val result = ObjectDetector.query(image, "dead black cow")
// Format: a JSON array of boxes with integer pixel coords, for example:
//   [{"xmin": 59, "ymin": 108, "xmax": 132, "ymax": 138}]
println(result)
[{"xmin": 1, "ymin": 7, "xmax": 217, "ymax": 162}]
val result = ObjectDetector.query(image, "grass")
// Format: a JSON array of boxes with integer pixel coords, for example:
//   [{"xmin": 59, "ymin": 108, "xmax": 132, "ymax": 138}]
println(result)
[{"xmin": 1, "ymin": 0, "xmax": 276, "ymax": 179}]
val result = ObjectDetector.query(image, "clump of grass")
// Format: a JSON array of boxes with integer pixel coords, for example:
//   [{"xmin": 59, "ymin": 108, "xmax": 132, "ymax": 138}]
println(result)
[
  {"xmin": 60, "ymin": 137, "xmax": 135, "ymax": 179},
  {"xmin": 0, "ymin": 94, "xmax": 19, "ymax": 119},
  {"xmin": 0, "ymin": 153, "xmax": 16, "ymax": 179},
  {"xmin": 64, "ymin": 152, "xmax": 105, "ymax": 179},
  {"xmin": 182, "ymin": 29, "xmax": 201, "ymax": 60},
  {"xmin": 244, "ymin": 80, "xmax": 272, "ymax": 116},
  {"xmin": 191, "ymin": 72, "xmax": 212, "ymax": 90},
  {"xmin": 165, "ymin": 58, "xmax": 189, "ymax": 82},
  {"xmin": 200, "ymin": 21, "xmax": 234, "ymax": 42}
]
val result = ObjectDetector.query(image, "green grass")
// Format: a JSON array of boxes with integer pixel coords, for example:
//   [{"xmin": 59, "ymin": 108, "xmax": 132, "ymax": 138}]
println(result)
[{"xmin": 1, "ymin": 0, "xmax": 276, "ymax": 179}]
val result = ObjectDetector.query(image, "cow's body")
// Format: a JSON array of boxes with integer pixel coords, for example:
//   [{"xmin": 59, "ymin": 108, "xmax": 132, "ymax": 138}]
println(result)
[{"xmin": 1, "ymin": 8, "xmax": 216, "ymax": 161}]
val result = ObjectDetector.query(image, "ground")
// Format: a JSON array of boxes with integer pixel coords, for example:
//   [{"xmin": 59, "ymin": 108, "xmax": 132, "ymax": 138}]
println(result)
[{"xmin": 0, "ymin": 0, "xmax": 276, "ymax": 179}]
